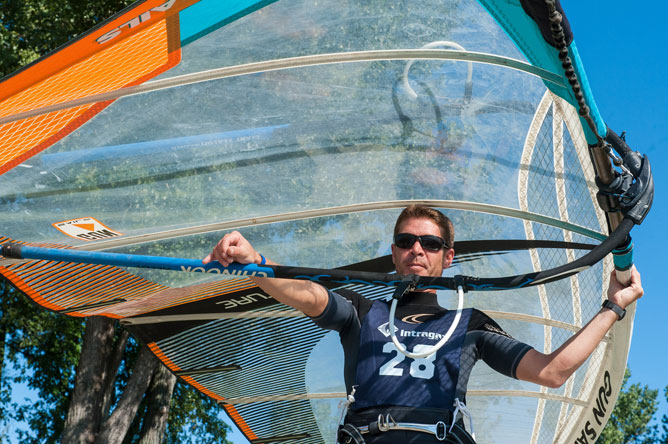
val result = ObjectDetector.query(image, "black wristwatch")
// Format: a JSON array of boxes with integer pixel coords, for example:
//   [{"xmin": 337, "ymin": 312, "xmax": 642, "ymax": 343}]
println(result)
[{"xmin": 602, "ymin": 300, "xmax": 626, "ymax": 321}]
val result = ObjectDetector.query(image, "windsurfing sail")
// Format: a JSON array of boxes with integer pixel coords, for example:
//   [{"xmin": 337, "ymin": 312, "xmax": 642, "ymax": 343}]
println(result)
[{"xmin": 0, "ymin": 1, "xmax": 653, "ymax": 443}]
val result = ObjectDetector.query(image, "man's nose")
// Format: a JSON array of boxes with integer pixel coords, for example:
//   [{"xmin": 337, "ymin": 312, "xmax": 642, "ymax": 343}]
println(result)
[{"xmin": 409, "ymin": 240, "xmax": 425, "ymax": 255}]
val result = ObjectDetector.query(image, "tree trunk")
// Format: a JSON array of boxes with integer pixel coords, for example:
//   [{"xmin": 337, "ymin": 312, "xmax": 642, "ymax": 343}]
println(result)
[
  {"xmin": 100, "ymin": 328, "xmax": 130, "ymax": 417},
  {"xmin": 94, "ymin": 344, "xmax": 157, "ymax": 444},
  {"xmin": 61, "ymin": 316, "xmax": 117, "ymax": 444},
  {"xmin": 138, "ymin": 362, "xmax": 177, "ymax": 444}
]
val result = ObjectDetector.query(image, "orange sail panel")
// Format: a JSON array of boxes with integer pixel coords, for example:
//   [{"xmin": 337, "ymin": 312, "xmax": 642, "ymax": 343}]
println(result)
[{"xmin": 0, "ymin": 16, "xmax": 182, "ymax": 176}]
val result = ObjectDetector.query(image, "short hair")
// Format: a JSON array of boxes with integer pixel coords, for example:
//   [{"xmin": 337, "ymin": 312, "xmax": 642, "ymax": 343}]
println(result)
[{"xmin": 393, "ymin": 205, "xmax": 454, "ymax": 248}]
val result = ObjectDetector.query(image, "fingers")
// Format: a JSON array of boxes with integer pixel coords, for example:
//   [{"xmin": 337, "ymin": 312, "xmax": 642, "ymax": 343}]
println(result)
[
  {"xmin": 203, "ymin": 239, "xmax": 226, "ymax": 265},
  {"xmin": 608, "ymin": 265, "xmax": 643, "ymax": 308},
  {"xmin": 212, "ymin": 235, "xmax": 236, "ymax": 267},
  {"xmin": 612, "ymin": 266, "xmax": 642, "ymax": 292},
  {"xmin": 203, "ymin": 231, "xmax": 255, "ymax": 266}
]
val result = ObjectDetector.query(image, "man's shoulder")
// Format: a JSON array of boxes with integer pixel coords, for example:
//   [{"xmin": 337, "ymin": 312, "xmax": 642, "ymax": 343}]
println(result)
[
  {"xmin": 468, "ymin": 308, "xmax": 514, "ymax": 339},
  {"xmin": 331, "ymin": 287, "xmax": 374, "ymax": 319}
]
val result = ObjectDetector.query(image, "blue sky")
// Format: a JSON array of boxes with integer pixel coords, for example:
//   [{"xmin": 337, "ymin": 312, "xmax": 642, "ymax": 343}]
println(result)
[
  {"xmin": 6, "ymin": 1, "xmax": 666, "ymax": 442},
  {"xmin": 562, "ymin": 0, "xmax": 668, "ymax": 426}
]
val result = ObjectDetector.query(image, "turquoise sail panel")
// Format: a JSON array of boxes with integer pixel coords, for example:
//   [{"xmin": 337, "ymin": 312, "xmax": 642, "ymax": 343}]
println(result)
[
  {"xmin": 476, "ymin": 0, "xmax": 605, "ymax": 142},
  {"xmin": 567, "ymin": 42, "xmax": 607, "ymax": 141},
  {"xmin": 179, "ymin": 0, "xmax": 278, "ymax": 45}
]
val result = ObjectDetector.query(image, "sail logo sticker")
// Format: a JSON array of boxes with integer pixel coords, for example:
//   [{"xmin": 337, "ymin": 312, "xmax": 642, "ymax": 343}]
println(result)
[
  {"xmin": 178, "ymin": 266, "xmax": 268, "ymax": 277},
  {"xmin": 96, "ymin": 0, "xmax": 177, "ymax": 44},
  {"xmin": 216, "ymin": 293, "xmax": 274, "ymax": 310},
  {"xmin": 53, "ymin": 217, "xmax": 123, "ymax": 241},
  {"xmin": 573, "ymin": 370, "xmax": 613, "ymax": 444}
]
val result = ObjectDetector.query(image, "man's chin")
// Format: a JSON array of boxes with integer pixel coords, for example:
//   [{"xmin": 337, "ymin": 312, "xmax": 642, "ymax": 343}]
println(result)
[{"xmin": 401, "ymin": 265, "xmax": 427, "ymax": 275}]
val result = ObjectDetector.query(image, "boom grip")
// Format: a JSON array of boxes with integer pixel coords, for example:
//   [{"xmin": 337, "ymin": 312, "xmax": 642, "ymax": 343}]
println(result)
[
  {"xmin": 612, "ymin": 237, "xmax": 633, "ymax": 286},
  {"xmin": 1, "ymin": 242, "xmax": 23, "ymax": 259}
]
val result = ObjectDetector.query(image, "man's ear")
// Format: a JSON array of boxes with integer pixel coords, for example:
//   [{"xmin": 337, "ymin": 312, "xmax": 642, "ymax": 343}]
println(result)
[
  {"xmin": 442, "ymin": 248, "xmax": 455, "ymax": 269},
  {"xmin": 391, "ymin": 244, "xmax": 397, "ymax": 265}
]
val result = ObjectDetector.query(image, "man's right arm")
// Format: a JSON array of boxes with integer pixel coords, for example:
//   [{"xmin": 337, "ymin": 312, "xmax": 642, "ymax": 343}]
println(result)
[
  {"xmin": 515, "ymin": 267, "xmax": 643, "ymax": 388},
  {"xmin": 203, "ymin": 231, "xmax": 330, "ymax": 317}
]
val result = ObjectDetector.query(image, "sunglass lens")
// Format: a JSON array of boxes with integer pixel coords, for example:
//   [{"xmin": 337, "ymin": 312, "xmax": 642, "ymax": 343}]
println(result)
[
  {"xmin": 420, "ymin": 236, "xmax": 444, "ymax": 251},
  {"xmin": 394, "ymin": 233, "xmax": 417, "ymax": 249}
]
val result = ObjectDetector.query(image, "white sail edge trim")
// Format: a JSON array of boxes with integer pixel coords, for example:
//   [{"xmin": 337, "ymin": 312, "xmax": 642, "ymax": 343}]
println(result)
[
  {"xmin": 563, "ymin": 263, "xmax": 634, "ymax": 444},
  {"xmin": 519, "ymin": 90, "xmax": 553, "ymax": 444},
  {"xmin": 557, "ymin": 93, "xmax": 608, "ymax": 236},
  {"xmin": 217, "ymin": 390, "xmax": 589, "ymax": 406},
  {"xmin": 554, "ymin": 93, "xmax": 612, "ymax": 440},
  {"xmin": 552, "ymin": 91, "xmax": 582, "ymax": 439},
  {"xmin": 0, "ymin": 49, "xmax": 564, "ymax": 125},
  {"xmin": 551, "ymin": 93, "xmax": 633, "ymax": 443}
]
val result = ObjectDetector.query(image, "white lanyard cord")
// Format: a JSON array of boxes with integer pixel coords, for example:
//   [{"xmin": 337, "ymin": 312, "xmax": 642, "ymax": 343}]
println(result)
[
  {"xmin": 389, "ymin": 284, "xmax": 465, "ymax": 359},
  {"xmin": 451, "ymin": 398, "xmax": 476, "ymax": 440},
  {"xmin": 338, "ymin": 386, "xmax": 357, "ymax": 426}
]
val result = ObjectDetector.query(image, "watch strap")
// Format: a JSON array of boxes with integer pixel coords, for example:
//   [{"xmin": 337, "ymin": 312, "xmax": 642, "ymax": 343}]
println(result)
[{"xmin": 602, "ymin": 300, "xmax": 626, "ymax": 321}]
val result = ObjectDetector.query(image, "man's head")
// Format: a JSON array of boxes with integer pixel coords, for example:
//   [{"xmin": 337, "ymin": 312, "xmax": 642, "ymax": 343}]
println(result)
[{"xmin": 391, "ymin": 205, "xmax": 455, "ymax": 277}]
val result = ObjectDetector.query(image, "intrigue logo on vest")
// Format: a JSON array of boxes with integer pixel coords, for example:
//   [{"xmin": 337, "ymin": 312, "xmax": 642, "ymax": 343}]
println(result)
[
  {"xmin": 377, "ymin": 322, "xmax": 399, "ymax": 338},
  {"xmin": 377, "ymin": 322, "xmax": 444, "ymax": 341}
]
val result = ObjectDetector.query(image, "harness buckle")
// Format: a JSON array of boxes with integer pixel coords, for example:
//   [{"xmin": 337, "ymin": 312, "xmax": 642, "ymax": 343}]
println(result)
[
  {"xmin": 377, "ymin": 414, "xmax": 396, "ymax": 432},
  {"xmin": 435, "ymin": 421, "xmax": 447, "ymax": 441}
]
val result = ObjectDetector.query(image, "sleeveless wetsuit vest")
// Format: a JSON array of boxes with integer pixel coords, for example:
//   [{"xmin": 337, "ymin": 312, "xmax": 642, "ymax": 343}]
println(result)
[{"xmin": 352, "ymin": 300, "xmax": 472, "ymax": 410}]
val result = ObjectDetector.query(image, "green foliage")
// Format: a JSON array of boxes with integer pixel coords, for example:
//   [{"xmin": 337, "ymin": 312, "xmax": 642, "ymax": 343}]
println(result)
[
  {"xmin": 597, "ymin": 368, "xmax": 659, "ymax": 444},
  {"xmin": 0, "ymin": 0, "xmax": 135, "ymax": 78},
  {"xmin": 661, "ymin": 386, "xmax": 668, "ymax": 444},
  {"xmin": 164, "ymin": 385, "xmax": 231, "ymax": 444},
  {"xmin": 0, "ymin": 275, "xmax": 84, "ymax": 443}
]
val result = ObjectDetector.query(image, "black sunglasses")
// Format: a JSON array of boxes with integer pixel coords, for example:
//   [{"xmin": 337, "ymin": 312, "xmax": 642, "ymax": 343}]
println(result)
[{"xmin": 394, "ymin": 233, "xmax": 449, "ymax": 252}]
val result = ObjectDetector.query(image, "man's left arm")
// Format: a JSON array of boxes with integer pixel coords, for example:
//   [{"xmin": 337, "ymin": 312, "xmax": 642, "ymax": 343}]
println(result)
[{"xmin": 515, "ymin": 267, "xmax": 643, "ymax": 388}]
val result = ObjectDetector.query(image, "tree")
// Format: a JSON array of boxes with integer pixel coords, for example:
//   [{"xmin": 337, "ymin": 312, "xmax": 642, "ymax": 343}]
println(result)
[
  {"xmin": 659, "ymin": 386, "xmax": 668, "ymax": 444},
  {"xmin": 0, "ymin": 274, "xmax": 84, "ymax": 441},
  {"xmin": 0, "ymin": 0, "xmax": 140, "ymax": 78},
  {"xmin": 1, "ymin": 3, "xmax": 232, "ymax": 441},
  {"xmin": 0, "ymin": 276, "xmax": 232, "ymax": 443},
  {"xmin": 597, "ymin": 368, "xmax": 659, "ymax": 444}
]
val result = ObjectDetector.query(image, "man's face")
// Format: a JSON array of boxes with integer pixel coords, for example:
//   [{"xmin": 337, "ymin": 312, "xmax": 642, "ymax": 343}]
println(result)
[{"xmin": 391, "ymin": 217, "xmax": 454, "ymax": 277}]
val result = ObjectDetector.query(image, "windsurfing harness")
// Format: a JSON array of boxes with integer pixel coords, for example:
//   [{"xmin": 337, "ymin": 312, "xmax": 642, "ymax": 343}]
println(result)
[{"xmin": 338, "ymin": 405, "xmax": 476, "ymax": 443}]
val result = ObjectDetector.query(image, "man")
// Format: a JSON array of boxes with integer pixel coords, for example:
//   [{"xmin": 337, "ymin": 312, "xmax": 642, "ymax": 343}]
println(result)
[{"xmin": 204, "ymin": 205, "xmax": 643, "ymax": 443}]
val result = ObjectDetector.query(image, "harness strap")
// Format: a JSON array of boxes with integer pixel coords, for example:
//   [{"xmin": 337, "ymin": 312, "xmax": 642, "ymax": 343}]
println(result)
[
  {"xmin": 340, "ymin": 414, "xmax": 475, "ymax": 443},
  {"xmin": 338, "ymin": 423, "xmax": 366, "ymax": 444},
  {"xmin": 446, "ymin": 422, "xmax": 476, "ymax": 444},
  {"xmin": 357, "ymin": 414, "xmax": 449, "ymax": 440}
]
